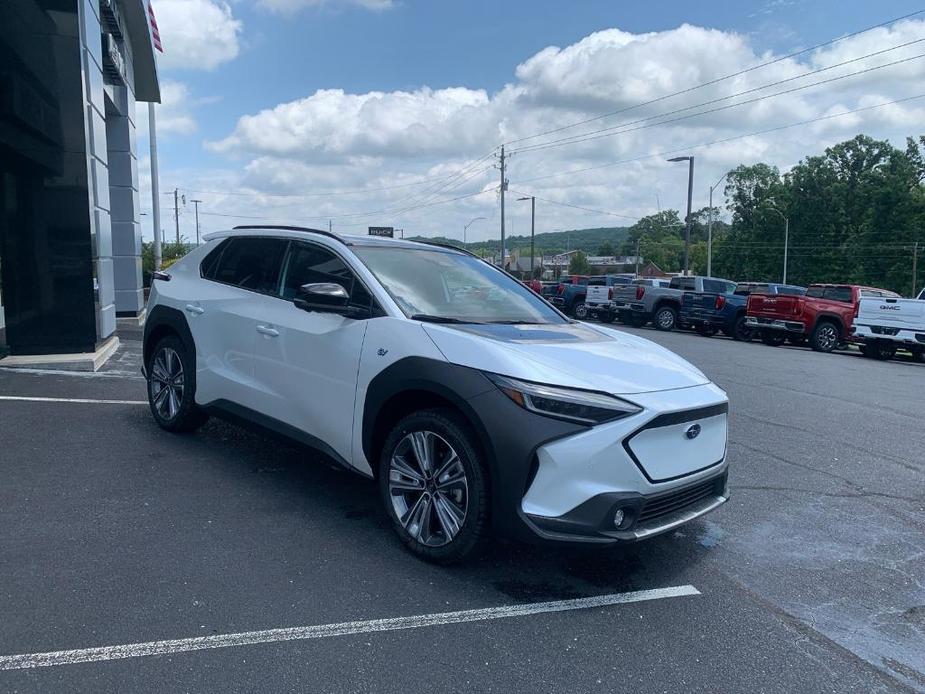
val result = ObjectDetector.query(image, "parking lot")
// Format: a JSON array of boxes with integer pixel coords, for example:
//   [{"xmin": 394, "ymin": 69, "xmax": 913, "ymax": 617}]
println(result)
[{"xmin": 1, "ymin": 324, "xmax": 923, "ymax": 693}]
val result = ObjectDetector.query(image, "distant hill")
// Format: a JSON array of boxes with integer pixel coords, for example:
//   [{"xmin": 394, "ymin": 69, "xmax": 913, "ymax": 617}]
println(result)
[{"xmin": 412, "ymin": 226, "xmax": 630, "ymax": 255}]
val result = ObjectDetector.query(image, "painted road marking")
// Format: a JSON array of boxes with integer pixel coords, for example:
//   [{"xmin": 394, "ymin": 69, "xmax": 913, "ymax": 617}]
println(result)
[
  {"xmin": 0, "ymin": 585, "xmax": 699, "ymax": 670},
  {"xmin": 0, "ymin": 367, "xmax": 143, "ymax": 380},
  {"xmin": 0, "ymin": 396, "xmax": 147, "ymax": 405}
]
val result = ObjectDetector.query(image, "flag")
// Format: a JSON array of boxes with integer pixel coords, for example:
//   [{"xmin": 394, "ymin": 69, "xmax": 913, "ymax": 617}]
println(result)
[{"xmin": 147, "ymin": 1, "xmax": 163, "ymax": 53}]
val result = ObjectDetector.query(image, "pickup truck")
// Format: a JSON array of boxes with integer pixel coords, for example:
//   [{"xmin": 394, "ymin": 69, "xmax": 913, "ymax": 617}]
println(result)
[
  {"xmin": 680, "ymin": 282, "xmax": 806, "ymax": 341},
  {"xmin": 852, "ymin": 287, "xmax": 925, "ymax": 362},
  {"xmin": 608, "ymin": 278, "xmax": 671, "ymax": 326},
  {"xmin": 618, "ymin": 275, "xmax": 736, "ymax": 331},
  {"xmin": 550, "ymin": 276, "xmax": 590, "ymax": 315},
  {"xmin": 746, "ymin": 283, "xmax": 899, "ymax": 353},
  {"xmin": 576, "ymin": 275, "xmax": 636, "ymax": 321}
]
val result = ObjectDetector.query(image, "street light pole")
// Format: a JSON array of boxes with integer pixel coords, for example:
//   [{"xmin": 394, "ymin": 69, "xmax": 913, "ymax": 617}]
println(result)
[
  {"xmin": 763, "ymin": 201, "xmax": 789, "ymax": 284},
  {"xmin": 517, "ymin": 196, "xmax": 535, "ymax": 276},
  {"xmin": 190, "ymin": 199, "xmax": 202, "ymax": 246},
  {"xmin": 463, "ymin": 216, "xmax": 486, "ymax": 246},
  {"xmin": 707, "ymin": 171, "xmax": 729, "ymax": 278},
  {"xmin": 668, "ymin": 156, "xmax": 695, "ymax": 275}
]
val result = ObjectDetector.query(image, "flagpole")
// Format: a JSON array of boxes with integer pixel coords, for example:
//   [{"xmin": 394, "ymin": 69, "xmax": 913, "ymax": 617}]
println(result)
[{"xmin": 148, "ymin": 101, "xmax": 162, "ymax": 270}]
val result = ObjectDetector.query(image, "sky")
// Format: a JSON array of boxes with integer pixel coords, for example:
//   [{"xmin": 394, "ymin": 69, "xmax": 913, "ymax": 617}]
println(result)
[{"xmin": 140, "ymin": 0, "xmax": 925, "ymax": 245}]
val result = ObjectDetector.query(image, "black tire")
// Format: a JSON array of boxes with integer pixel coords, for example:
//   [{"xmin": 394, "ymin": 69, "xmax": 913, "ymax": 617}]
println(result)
[
  {"xmin": 913, "ymin": 348, "xmax": 925, "ymax": 364},
  {"xmin": 860, "ymin": 342, "xmax": 895, "ymax": 361},
  {"xmin": 787, "ymin": 336, "xmax": 808, "ymax": 346},
  {"xmin": 379, "ymin": 408, "xmax": 490, "ymax": 564},
  {"xmin": 599, "ymin": 311, "xmax": 615, "ymax": 324},
  {"xmin": 810, "ymin": 320, "xmax": 841, "ymax": 353},
  {"xmin": 653, "ymin": 305, "xmax": 677, "ymax": 331},
  {"xmin": 146, "ymin": 334, "xmax": 209, "ymax": 432},
  {"xmin": 574, "ymin": 304, "xmax": 589, "ymax": 320},
  {"xmin": 760, "ymin": 331, "xmax": 786, "ymax": 347},
  {"xmin": 731, "ymin": 315, "xmax": 753, "ymax": 342},
  {"xmin": 628, "ymin": 313, "xmax": 647, "ymax": 328}
]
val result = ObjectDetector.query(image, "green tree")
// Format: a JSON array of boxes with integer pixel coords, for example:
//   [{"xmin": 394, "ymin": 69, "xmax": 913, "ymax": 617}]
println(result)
[
  {"xmin": 597, "ymin": 241, "xmax": 614, "ymax": 256},
  {"xmin": 568, "ymin": 251, "xmax": 592, "ymax": 275}
]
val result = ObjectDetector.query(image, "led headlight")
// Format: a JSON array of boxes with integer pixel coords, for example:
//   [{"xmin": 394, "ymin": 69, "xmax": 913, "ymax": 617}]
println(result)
[{"xmin": 486, "ymin": 373, "xmax": 642, "ymax": 425}]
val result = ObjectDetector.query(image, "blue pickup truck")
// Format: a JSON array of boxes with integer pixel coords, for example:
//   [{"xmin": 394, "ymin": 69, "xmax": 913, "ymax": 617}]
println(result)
[{"xmin": 680, "ymin": 282, "xmax": 806, "ymax": 341}]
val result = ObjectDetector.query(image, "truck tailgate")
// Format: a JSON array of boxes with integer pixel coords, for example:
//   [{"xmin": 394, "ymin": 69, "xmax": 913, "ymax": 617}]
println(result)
[
  {"xmin": 747, "ymin": 293, "xmax": 803, "ymax": 318},
  {"xmin": 856, "ymin": 296, "xmax": 925, "ymax": 328},
  {"xmin": 585, "ymin": 286, "xmax": 611, "ymax": 305}
]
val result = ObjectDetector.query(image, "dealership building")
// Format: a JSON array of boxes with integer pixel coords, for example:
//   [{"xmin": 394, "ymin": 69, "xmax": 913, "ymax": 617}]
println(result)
[{"xmin": 0, "ymin": 0, "xmax": 160, "ymax": 363}]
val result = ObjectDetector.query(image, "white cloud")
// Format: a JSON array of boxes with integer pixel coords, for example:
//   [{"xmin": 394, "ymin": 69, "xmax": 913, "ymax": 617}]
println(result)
[
  {"xmin": 138, "ymin": 80, "xmax": 198, "ymax": 135},
  {"xmin": 153, "ymin": 0, "xmax": 242, "ymax": 71},
  {"xmin": 255, "ymin": 0, "xmax": 393, "ymax": 14},
  {"xmin": 173, "ymin": 20, "xmax": 925, "ymax": 242}
]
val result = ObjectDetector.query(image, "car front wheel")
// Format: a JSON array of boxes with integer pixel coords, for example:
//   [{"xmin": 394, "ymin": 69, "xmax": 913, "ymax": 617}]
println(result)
[
  {"xmin": 654, "ymin": 306, "xmax": 677, "ymax": 331},
  {"xmin": 379, "ymin": 409, "xmax": 489, "ymax": 564},
  {"xmin": 760, "ymin": 331, "xmax": 786, "ymax": 347},
  {"xmin": 146, "ymin": 335, "xmax": 209, "ymax": 432},
  {"xmin": 811, "ymin": 321, "xmax": 841, "ymax": 353}
]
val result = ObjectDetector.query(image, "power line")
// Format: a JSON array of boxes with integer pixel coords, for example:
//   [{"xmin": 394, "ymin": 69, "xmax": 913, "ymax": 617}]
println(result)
[
  {"xmin": 508, "ymin": 189, "xmax": 638, "ymax": 220},
  {"xmin": 510, "ymin": 51, "xmax": 925, "ymax": 155},
  {"xmin": 511, "ymin": 93, "xmax": 925, "ymax": 186},
  {"xmin": 503, "ymin": 9, "xmax": 925, "ymax": 147}
]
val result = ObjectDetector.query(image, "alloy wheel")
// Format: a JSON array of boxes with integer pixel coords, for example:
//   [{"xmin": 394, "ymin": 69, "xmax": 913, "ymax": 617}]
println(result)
[
  {"xmin": 149, "ymin": 346, "xmax": 184, "ymax": 421},
  {"xmin": 388, "ymin": 430, "xmax": 468, "ymax": 547},
  {"xmin": 817, "ymin": 324, "xmax": 838, "ymax": 351},
  {"xmin": 657, "ymin": 309, "xmax": 674, "ymax": 329}
]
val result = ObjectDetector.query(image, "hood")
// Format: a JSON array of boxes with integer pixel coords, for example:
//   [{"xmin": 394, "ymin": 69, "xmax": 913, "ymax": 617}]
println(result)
[{"xmin": 423, "ymin": 322, "xmax": 710, "ymax": 395}]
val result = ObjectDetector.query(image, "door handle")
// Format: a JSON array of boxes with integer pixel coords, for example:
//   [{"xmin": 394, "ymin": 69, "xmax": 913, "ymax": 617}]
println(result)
[
  {"xmin": 185, "ymin": 304, "xmax": 204, "ymax": 315},
  {"xmin": 256, "ymin": 325, "xmax": 280, "ymax": 337}
]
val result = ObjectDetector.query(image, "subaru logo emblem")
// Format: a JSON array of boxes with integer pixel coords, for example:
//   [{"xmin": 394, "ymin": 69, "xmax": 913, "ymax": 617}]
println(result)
[{"xmin": 685, "ymin": 424, "xmax": 701, "ymax": 440}]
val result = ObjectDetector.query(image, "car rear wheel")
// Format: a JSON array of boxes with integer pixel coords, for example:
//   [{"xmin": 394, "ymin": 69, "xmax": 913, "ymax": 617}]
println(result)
[
  {"xmin": 574, "ymin": 304, "xmax": 589, "ymax": 320},
  {"xmin": 760, "ymin": 331, "xmax": 786, "ymax": 347},
  {"xmin": 696, "ymin": 324, "xmax": 717, "ymax": 337},
  {"xmin": 810, "ymin": 321, "xmax": 841, "ymax": 353},
  {"xmin": 628, "ymin": 313, "xmax": 647, "ymax": 327},
  {"xmin": 654, "ymin": 305, "xmax": 677, "ymax": 331},
  {"xmin": 146, "ymin": 335, "xmax": 209, "ymax": 432},
  {"xmin": 599, "ymin": 311, "xmax": 615, "ymax": 323},
  {"xmin": 379, "ymin": 409, "xmax": 489, "ymax": 564}
]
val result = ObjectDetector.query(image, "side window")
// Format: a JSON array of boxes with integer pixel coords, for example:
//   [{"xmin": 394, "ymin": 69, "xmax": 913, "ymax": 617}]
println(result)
[
  {"xmin": 200, "ymin": 239, "xmax": 229, "ymax": 280},
  {"xmin": 280, "ymin": 242, "xmax": 374, "ymax": 311},
  {"xmin": 704, "ymin": 279, "xmax": 734, "ymax": 294},
  {"xmin": 211, "ymin": 237, "xmax": 287, "ymax": 294},
  {"xmin": 777, "ymin": 286, "xmax": 805, "ymax": 296},
  {"xmin": 669, "ymin": 277, "xmax": 695, "ymax": 290},
  {"xmin": 824, "ymin": 286, "xmax": 853, "ymax": 303}
]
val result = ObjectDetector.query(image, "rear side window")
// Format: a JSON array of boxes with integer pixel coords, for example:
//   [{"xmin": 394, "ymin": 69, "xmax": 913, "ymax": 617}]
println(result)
[
  {"xmin": 210, "ymin": 237, "xmax": 288, "ymax": 294},
  {"xmin": 587, "ymin": 277, "xmax": 606, "ymax": 286},
  {"xmin": 200, "ymin": 240, "xmax": 229, "ymax": 280},
  {"xmin": 704, "ymin": 279, "xmax": 735, "ymax": 294},
  {"xmin": 824, "ymin": 286, "xmax": 853, "ymax": 303},
  {"xmin": 777, "ymin": 286, "xmax": 805, "ymax": 296},
  {"xmin": 670, "ymin": 277, "xmax": 695, "ymax": 290}
]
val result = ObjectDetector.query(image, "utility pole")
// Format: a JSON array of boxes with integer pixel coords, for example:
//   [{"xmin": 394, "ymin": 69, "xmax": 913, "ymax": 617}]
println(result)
[
  {"xmin": 913, "ymin": 241, "xmax": 920, "ymax": 296},
  {"xmin": 707, "ymin": 171, "xmax": 729, "ymax": 278},
  {"xmin": 148, "ymin": 103, "xmax": 162, "ymax": 270},
  {"xmin": 782, "ymin": 216, "xmax": 789, "ymax": 285},
  {"xmin": 328, "ymin": 220, "xmax": 332, "ymax": 233},
  {"xmin": 635, "ymin": 238, "xmax": 640, "ymax": 277},
  {"xmin": 499, "ymin": 145, "xmax": 507, "ymax": 268},
  {"xmin": 668, "ymin": 156, "xmax": 694, "ymax": 275},
  {"xmin": 529, "ymin": 196, "xmax": 535, "ymax": 276},
  {"xmin": 173, "ymin": 188, "xmax": 180, "ymax": 245},
  {"xmin": 190, "ymin": 199, "xmax": 202, "ymax": 246}
]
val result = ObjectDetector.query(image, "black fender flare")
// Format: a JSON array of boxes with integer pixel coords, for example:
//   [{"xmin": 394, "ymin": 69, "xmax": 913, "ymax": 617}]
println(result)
[{"xmin": 143, "ymin": 304, "xmax": 196, "ymax": 370}]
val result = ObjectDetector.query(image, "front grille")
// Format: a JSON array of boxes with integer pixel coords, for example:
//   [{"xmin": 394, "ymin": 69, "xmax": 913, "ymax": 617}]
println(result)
[{"xmin": 638, "ymin": 478, "xmax": 720, "ymax": 524}]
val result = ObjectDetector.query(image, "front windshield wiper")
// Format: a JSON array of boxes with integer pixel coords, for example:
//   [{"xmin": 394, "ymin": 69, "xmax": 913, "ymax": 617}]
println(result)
[{"xmin": 410, "ymin": 314, "xmax": 484, "ymax": 325}]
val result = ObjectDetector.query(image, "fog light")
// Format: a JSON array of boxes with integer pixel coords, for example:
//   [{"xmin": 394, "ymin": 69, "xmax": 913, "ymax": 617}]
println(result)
[{"xmin": 613, "ymin": 509, "xmax": 626, "ymax": 528}]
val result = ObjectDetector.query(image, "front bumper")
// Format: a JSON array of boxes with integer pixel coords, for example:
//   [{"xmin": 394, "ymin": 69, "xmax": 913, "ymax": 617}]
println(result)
[{"xmin": 746, "ymin": 316, "xmax": 805, "ymax": 334}]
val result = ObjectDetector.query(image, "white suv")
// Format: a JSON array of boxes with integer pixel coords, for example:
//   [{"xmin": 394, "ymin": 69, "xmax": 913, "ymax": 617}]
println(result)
[{"xmin": 143, "ymin": 226, "xmax": 730, "ymax": 563}]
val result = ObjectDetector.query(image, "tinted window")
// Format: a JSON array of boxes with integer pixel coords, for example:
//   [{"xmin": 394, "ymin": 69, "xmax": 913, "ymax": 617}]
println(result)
[
  {"xmin": 200, "ymin": 239, "xmax": 229, "ymax": 280},
  {"xmin": 823, "ymin": 286, "xmax": 853, "ymax": 303},
  {"xmin": 806, "ymin": 286, "xmax": 824, "ymax": 299},
  {"xmin": 211, "ymin": 237, "xmax": 287, "ymax": 294},
  {"xmin": 704, "ymin": 279, "xmax": 735, "ymax": 294},
  {"xmin": 734, "ymin": 283, "xmax": 768, "ymax": 296},
  {"xmin": 280, "ymin": 242, "xmax": 373, "ymax": 310},
  {"xmin": 669, "ymin": 277, "xmax": 695, "ymax": 290},
  {"xmin": 777, "ymin": 286, "xmax": 806, "ymax": 296},
  {"xmin": 587, "ymin": 277, "xmax": 606, "ymax": 286}
]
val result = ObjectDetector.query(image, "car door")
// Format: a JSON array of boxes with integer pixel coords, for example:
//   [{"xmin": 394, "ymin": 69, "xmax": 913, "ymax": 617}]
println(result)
[
  {"xmin": 252, "ymin": 240, "xmax": 375, "ymax": 467},
  {"xmin": 189, "ymin": 236, "xmax": 288, "ymax": 407}
]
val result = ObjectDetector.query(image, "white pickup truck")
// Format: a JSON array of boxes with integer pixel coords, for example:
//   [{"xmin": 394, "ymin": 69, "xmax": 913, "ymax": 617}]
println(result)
[{"xmin": 852, "ymin": 288, "xmax": 925, "ymax": 362}]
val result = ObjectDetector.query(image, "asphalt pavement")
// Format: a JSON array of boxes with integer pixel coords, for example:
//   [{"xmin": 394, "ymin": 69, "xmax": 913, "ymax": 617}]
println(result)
[{"xmin": 0, "ymin": 326, "xmax": 922, "ymax": 693}]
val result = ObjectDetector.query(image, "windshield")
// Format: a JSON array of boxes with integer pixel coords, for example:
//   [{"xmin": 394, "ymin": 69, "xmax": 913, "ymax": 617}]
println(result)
[{"xmin": 352, "ymin": 246, "xmax": 567, "ymax": 324}]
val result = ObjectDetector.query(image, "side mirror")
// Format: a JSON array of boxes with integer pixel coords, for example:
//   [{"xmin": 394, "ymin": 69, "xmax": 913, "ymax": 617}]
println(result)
[{"xmin": 293, "ymin": 282, "xmax": 351, "ymax": 314}]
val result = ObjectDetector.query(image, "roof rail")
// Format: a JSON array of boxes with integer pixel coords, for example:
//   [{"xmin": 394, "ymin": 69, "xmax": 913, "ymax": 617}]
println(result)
[{"xmin": 232, "ymin": 224, "xmax": 346, "ymax": 245}]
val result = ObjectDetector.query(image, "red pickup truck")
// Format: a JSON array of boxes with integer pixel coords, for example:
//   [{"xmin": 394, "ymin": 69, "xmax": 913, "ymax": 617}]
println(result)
[{"xmin": 746, "ymin": 283, "xmax": 899, "ymax": 353}]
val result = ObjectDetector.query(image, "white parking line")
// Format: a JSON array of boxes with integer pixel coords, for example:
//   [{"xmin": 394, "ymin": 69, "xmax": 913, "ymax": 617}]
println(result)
[
  {"xmin": 0, "ymin": 396, "xmax": 147, "ymax": 405},
  {"xmin": 0, "ymin": 585, "xmax": 699, "ymax": 670},
  {"xmin": 0, "ymin": 367, "xmax": 143, "ymax": 380}
]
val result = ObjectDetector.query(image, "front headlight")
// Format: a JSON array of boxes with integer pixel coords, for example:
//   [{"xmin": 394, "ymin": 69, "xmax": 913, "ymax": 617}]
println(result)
[{"xmin": 485, "ymin": 373, "xmax": 642, "ymax": 425}]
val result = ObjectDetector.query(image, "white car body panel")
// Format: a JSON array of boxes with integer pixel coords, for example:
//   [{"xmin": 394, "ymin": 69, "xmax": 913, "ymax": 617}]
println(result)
[
  {"xmin": 423, "ymin": 321, "xmax": 710, "ymax": 395},
  {"xmin": 854, "ymin": 293, "xmax": 925, "ymax": 346}
]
